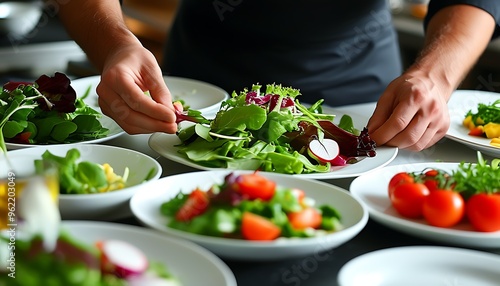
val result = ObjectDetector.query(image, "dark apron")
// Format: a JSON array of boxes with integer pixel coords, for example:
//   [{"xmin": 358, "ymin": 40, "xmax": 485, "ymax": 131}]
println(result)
[{"xmin": 162, "ymin": 0, "xmax": 402, "ymax": 106}]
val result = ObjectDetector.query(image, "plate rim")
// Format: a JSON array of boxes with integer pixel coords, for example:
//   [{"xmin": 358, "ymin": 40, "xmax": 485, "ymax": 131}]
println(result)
[{"xmin": 338, "ymin": 245, "xmax": 500, "ymax": 286}]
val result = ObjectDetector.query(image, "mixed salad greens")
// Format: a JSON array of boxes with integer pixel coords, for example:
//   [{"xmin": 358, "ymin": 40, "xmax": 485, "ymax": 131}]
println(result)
[
  {"xmin": 35, "ymin": 149, "xmax": 132, "ymax": 195},
  {"xmin": 0, "ymin": 72, "xmax": 109, "ymax": 153},
  {"xmin": 160, "ymin": 172, "xmax": 343, "ymax": 240},
  {"xmin": 174, "ymin": 83, "xmax": 376, "ymax": 175}
]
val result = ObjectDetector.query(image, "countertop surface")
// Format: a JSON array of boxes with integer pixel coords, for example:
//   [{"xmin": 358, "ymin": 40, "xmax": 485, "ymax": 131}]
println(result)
[{"xmin": 102, "ymin": 102, "xmax": 500, "ymax": 286}]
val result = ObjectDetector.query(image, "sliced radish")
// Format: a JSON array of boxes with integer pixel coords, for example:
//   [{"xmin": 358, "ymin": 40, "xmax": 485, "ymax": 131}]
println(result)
[
  {"xmin": 97, "ymin": 240, "xmax": 149, "ymax": 278},
  {"xmin": 307, "ymin": 139, "xmax": 340, "ymax": 163}
]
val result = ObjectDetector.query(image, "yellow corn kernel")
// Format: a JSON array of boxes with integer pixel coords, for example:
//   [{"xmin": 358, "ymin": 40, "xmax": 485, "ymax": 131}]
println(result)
[
  {"xmin": 490, "ymin": 138, "xmax": 500, "ymax": 148},
  {"xmin": 483, "ymin": 122, "xmax": 500, "ymax": 139}
]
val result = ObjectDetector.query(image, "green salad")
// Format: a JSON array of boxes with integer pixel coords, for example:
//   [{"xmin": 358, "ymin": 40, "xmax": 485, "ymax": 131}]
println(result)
[
  {"xmin": 160, "ymin": 172, "xmax": 343, "ymax": 241},
  {"xmin": 174, "ymin": 83, "xmax": 376, "ymax": 175},
  {"xmin": 0, "ymin": 72, "xmax": 108, "ymax": 153}
]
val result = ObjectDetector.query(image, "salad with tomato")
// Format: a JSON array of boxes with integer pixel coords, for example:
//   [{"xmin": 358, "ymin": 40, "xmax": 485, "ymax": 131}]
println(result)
[
  {"xmin": 173, "ymin": 83, "xmax": 376, "ymax": 175},
  {"xmin": 388, "ymin": 152, "xmax": 500, "ymax": 232},
  {"xmin": 463, "ymin": 99, "xmax": 500, "ymax": 148},
  {"xmin": 160, "ymin": 172, "xmax": 343, "ymax": 240}
]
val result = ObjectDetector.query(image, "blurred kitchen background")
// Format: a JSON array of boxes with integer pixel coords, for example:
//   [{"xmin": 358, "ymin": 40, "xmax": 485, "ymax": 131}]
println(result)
[{"xmin": 1, "ymin": 0, "xmax": 499, "ymax": 92}]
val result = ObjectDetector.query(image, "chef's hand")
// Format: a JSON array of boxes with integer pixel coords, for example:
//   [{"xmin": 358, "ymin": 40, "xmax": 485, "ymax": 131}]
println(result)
[
  {"xmin": 367, "ymin": 72, "xmax": 452, "ymax": 151},
  {"xmin": 96, "ymin": 45, "xmax": 178, "ymax": 134}
]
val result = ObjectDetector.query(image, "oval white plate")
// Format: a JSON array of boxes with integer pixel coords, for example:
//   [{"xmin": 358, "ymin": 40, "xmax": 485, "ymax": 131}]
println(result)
[
  {"xmin": 61, "ymin": 221, "xmax": 237, "ymax": 286},
  {"xmin": 2, "ymin": 144, "xmax": 162, "ymax": 220},
  {"xmin": 349, "ymin": 162, "xmax": 500, "ymax": 248},
  {"xmin": 148, "ymin": 109, "xmax": 398, "ymax": 179},
  {"xmin": 446, "ymin": 90, "xmax": 500, "ymax": 157},
  {"xmin": 338, "ymin": 246, "xmax": 500, "ymax": 286},
  {"xmin": 130, "ymin": 170, "xmax": 368, "ymax": 261}
]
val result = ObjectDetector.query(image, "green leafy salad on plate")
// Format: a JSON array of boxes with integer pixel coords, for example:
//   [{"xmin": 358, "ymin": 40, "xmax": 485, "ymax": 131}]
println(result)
[
  {"xmin": 174, "ymin": 83, "xmax": 377, "ymax": 175},
  {"xmin": 160, "ymin": 172, "xmax": 343, "ymax": 241},
  {"xmin": 0, "ymin": 72, "xmax": 109, "ymax": 152}
]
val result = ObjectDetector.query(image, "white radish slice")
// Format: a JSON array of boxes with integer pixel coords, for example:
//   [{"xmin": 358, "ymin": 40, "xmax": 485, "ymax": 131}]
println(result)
[
  {"xmin": 98, "ymin": 240, "xmax": 149, "ymax": 278},
  {"xmin": 307, "ymin": 139, "xmax": 340, "ymax": 163}
]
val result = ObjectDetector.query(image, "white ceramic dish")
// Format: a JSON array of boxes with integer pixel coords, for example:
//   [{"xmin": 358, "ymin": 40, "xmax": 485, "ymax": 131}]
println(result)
[
  {"xmin": 446, "ymin": 90, "xmax": 500, "ymax": 157},
  {"xmin": 349, "ymin": 162, "xmax": 500, "ymax": 248},
  {"xmin": 130, "ymin": 170, "xmax": 368, "ymax": 261},
  {"xmin": 338, "ymin": 246, "xmax": 500, "ymax": 286},
  {"xmin": 148, "ymin": 109, "xmax": 398, "ymax": 179},
  {"xmin": 1, "ymin": 144, "xmax": 162, "ymax": 220},
  {"xmin": 61, "ymin": 221, "xmax": 237, "ymax": 286}
]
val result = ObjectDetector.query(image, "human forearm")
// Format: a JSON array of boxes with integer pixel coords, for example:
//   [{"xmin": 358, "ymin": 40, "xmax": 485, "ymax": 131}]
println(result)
[
  {"xmin": 407, "ymin": 4, "xmax": 496, "ymax": 96},
  {"xmin": 57, "ymin": 0, "xmax": 142, "ymax": 71}
]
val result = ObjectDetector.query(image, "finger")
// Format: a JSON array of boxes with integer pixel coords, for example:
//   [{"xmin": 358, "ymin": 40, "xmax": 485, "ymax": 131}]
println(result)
[
  {"xmin": 98, "ymin": 91, "xmax": 177, "ymax": 134},
  {"xmin": 143, "ymin": 71, "xmax": 174, "ymax": 108},
  {"xmin": 383, "ymin": 111, "xmax": 431, "ymax": 149},
  {"xmin": 99, "ymin": 74, "xmax": 175, "ymax": 123},
  {"xmin": 369, "ymin": 102, "xmax": 420, "ymax": 146}
]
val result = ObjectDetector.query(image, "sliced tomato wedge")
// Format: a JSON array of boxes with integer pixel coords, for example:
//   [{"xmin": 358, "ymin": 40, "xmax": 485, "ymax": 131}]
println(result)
[
  {"xmin": 241, "ymin": 212, "xmax": 281, "ymax": 241},
  {"xmin": 175, "ymin": 189, "xmax": 210, "ymax": 222},
  {"xmin": 235, "ymin": 173, "xmax": 276, "ymax": 201},
  {"xmin": 287, "ymin": 207, "xmax": 322, "ymax": 230}
]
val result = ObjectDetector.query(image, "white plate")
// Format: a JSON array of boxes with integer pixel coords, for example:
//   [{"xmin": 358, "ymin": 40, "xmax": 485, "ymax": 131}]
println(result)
[
  {"xmin": 5, "ymin": 75, "xmax": 124, "ymax": 150},
  {"xmin": 149, "ymin": 109, "xmax": 398, "ymax": 179},
  {"xmin": 349, "ymin": 162, "xmax": 500, "ymax": 248},
  {"xmin": 61, "ymin": 221, "xmax": 237, "ymax": 286},
  {"xmin": 130, "ymin": 170, "xmax": 368, "ymax": 261},
  {"xmin": 446, "ymin": 90, "xmax": 500, "ymax": 157},
  {"xmin": 338, "ymin": 246, "xmax": 500, "ymax": 286},
  {"xmin": 2, "ymin": 144, "xmax": 162, "ymax": 220}
]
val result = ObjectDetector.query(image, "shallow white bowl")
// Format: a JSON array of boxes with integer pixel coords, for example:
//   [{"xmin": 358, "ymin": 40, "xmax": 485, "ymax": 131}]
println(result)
[
  {"xmin": 1, "ymin": 144, "xmax": 162, "ymax": 220},
  {"xmin": 130, "ymin": 170, "xmax": 368, "ymax": 261}
]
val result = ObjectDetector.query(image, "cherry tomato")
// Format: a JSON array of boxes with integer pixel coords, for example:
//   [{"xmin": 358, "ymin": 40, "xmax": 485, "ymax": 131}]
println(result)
[
  {"xmin": 466, "ymin": 193, "xmax": 500, "ymax": 232},
  {"xmin": 390, "ymin": 182, "xmax": 430, "ymax": 218},
  {"xmin": 422, "ymin": 169, "xmax": 440, "ymax": 192},
  {"xmin": 388, "ymin": 172, "xmax": 414, "ymax": 197},
  {"xmin": 423, "ymin": 189, "xmax": 465, "ymax": 228},
  {"xmin": 287, "ymin": 207, "xmax": 322, "ymax": 230},
  {"xmin": 236, "ymin": 173, "xmax": 276, "ymax": 201},
  {"xmin": 241, "ymin": 212, "xmax": 281, "ymax": 241},
  {"xmin": 175, "ymin": 189, "xmax": 210, "ymax": 222}
]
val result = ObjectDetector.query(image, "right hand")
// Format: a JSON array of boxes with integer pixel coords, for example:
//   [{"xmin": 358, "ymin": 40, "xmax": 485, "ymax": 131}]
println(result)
[{"xmin": 96, "ymin": 44, "xmax": 177, "ymax": 134}]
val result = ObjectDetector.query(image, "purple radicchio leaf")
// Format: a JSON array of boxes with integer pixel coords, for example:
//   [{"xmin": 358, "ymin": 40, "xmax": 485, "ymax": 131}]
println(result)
[{"xmin": 34, "ymin": 72, "xmax": 77, "ymax": 113}]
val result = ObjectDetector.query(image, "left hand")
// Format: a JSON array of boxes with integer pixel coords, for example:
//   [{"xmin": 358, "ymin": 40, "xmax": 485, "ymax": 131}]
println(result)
[{"xmin": 367, "ymin": 73, "xmax": 452, "ymax": 151}]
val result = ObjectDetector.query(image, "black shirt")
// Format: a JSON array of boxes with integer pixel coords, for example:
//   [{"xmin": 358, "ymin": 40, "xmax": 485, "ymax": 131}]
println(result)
[{"xmin": 162, "ymin": 0, "xmax": 500, "ymax": 106}]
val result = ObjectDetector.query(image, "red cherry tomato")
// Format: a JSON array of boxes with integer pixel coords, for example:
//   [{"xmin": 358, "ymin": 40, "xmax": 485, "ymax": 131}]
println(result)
[
  {"xmin": 236, "ymin": 173, "xmax": 276, "ymax": 201},
  {"xmin": 388, "ymin": 172, "xmax": 415, "ymax": 198},
  {"xmin": 287, "ymin": 207, "xmax": 322, "ymax": 230},
  {"xmin": 423, "ymin": 189, "xmax": 465, "ymax": 228},
  {"xmin": 390, "ymin": 182, "xmax": 430, "ymax": 218},
  {"xmin": 241, "ymin": 212, "xmax": 281, "ymax": 241},
  {"xmin": 466, "ymin": 193, "xmax": 500, "ymax": 232},
  {"xmin": 175, "ymin": 189, "xmax": 210, "ymax": 222}
]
